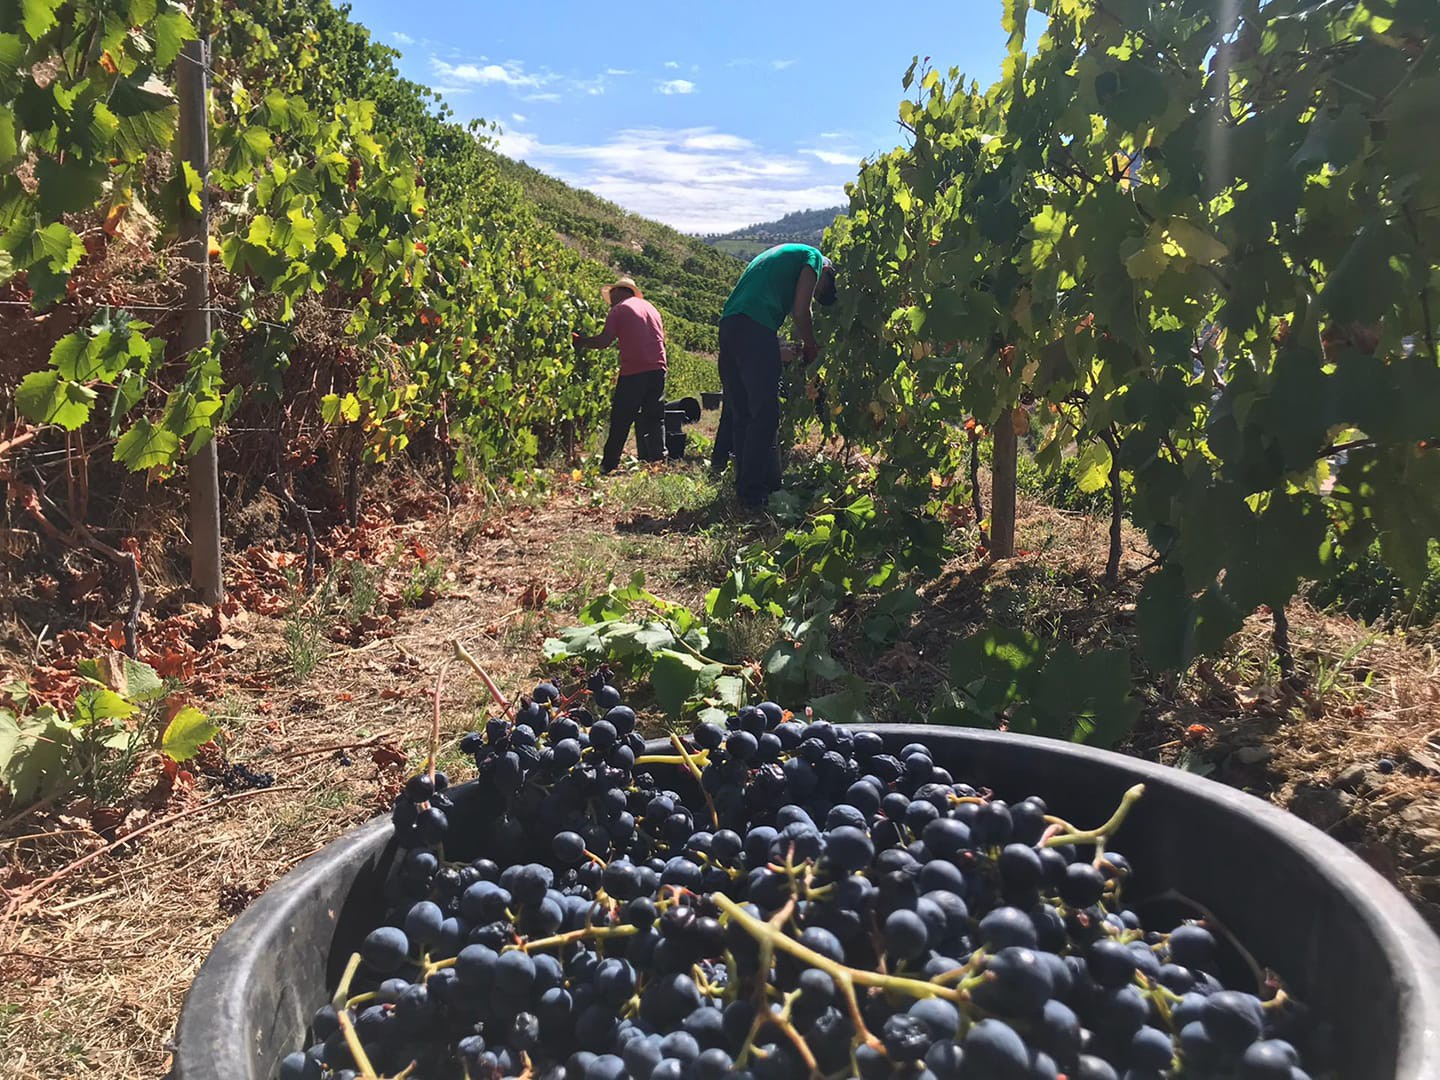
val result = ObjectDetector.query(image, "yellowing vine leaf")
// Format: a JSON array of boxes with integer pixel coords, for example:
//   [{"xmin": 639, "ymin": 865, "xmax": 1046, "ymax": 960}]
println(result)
[{"xmin": 161, "ymin": 706, "xmax": 217, "ymax": 762}]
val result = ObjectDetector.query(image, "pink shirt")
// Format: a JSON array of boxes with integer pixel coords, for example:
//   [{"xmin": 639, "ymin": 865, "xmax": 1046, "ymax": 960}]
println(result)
[{"xmin": 604, "ymin": 296, "xmax": 668, "ymax": 376}]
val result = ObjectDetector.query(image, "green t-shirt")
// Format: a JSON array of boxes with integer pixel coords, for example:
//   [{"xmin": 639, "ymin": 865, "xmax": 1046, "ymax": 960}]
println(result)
[{"xmin": 721, "ymin": 243, "xmax": 824, "ymax": 331}]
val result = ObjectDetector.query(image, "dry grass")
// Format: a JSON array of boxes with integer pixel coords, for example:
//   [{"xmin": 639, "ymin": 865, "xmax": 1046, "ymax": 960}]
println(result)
[{"xmin": 0, "ymin": 464, "xmax": 726, "ymax": 1079}]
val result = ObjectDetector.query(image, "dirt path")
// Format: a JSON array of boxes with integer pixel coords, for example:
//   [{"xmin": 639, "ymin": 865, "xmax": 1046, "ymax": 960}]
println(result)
[{"xmin": 0, "ymin": 463, "xmax": 733, "ymax": 1079}]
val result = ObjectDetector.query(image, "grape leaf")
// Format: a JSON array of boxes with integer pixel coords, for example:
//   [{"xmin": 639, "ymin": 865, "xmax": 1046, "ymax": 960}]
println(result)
[
  {"xmin": 1319, "ymin": 221, "xmax": 1401, "ymax": 325},
  {"xmin": 320, "ymin": 392, "xmax": 360, "ymax": 424},
  {"xmin": 1074, "ymin": 440, "xmax": 1112, "ymax": 494},
  {"xmin": 809, "ymin": 678, "xmax": 871, "ymax": 726},
  {"xmin": 651, "ymin": 649, "xmax": 719, "ymax": 718},
  {"xmin": 50, "ymin": 331, "xmax": 95, "ymax": 381},
  {"xmin": 110, "ymin": 70, "xmax": 177, "ymax": 114},
  {"xmin": 163, "ymin": 390, "xmax": 221, "ymax": 437},
  {"xmin": 1027, "ymin": 643, "xmax": 1139, "ymax": 747},
  {"xmin": 14, "ymin": 221, "xmax": 85, "ymax": 273},
  {"xmin": 73, "ymin": 687, "xmax": 136, "ymax": 726},
  {"xmin": 15, "ymin": 370, "xmax": 96, "ymax": 429},
  {"xmin": 96, "ymin": 655, "xmax": 165, "ymax": 702},
  {"xmin": 1164, "ymin": 219, "xmax": 1229, "ymax": 264},
  {"xmin": 113, "ymin": 417, "xmax": 180, "ymax": 470},
  {"xmin": 0, "ymin": 707, "xmax": 76, "ymax": 802},
  {"xmin": 150, "ymin": 6, "xmax": 196, "ymax": 68},
  {"xmin": 0, "ymin": 106, "xmax": 17, "ymax": 169},
  {"xmin": 710, "ymin": 675, "xmax": 746, "ymax": 711},
  {"xmin": 1290, "ymin": 105, "xmax": 1366, "ymax": 170},
  {"xmin": 1137, "ymin": 564, "xmax": 1195, "ymax": 671},
  {"xmin": 178, "ymin": 161, "xmax": 203, "ymax": 215},
  {"xmin": 161, "ymin": 706, "xmax": 217, "ymax": 762},
  {"xmin": 36, "ymin": 158, "xmax": 107, "ymax": 218},
  {"xmin": 946, "ymin": 627, "xmax": 1046, "ymax": 712},
  {"xmin": 20, "ymin": 0, "xmax": 62, "ymax": 40},
  {"xmin": 115, "ymin": 102, "xmax": 178, "ymax": 157}
]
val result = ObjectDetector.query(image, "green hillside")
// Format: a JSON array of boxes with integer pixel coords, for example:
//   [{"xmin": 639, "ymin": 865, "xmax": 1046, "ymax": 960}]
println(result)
[
  {"xmin": 706, "ymin": 206, "xmax": 845, "ymax": 260},
  {"xmin": 490, "ymin": 156, "xmax": 740, "ymax": 359},
  {"xmin": 710, "ymin": 238, "xmax": 773, "ymax": 261}
]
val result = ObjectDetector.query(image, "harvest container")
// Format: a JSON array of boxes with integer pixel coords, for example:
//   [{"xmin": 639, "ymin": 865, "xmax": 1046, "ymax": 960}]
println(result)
[
  {"xmin": 700, "ymin": 391, "xmax": 723, "ymax": 411},
  {"xmin": 173, "ymin": 727, "xmax": 1440, "ymax": 1080}
]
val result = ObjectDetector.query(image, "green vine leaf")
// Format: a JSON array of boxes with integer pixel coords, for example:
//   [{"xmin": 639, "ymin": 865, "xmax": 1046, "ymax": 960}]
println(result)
[
  {"xmin": 20, "ymin": 0, "xmax": 63, "ymax": 40},
  {"xmin": 15, "ymin": 370, "xmax": 96, "ymax": 429},
  {"xmin": 0, "ymin": 706, "xmax": 77, "ymax": 803},
  {"xmin": 651, "ymin": 649, "xmax": 720, "ymax": 718},
  {"xmin": 114, "ymin": 417, "xmax": 180, "ymax": 470}
]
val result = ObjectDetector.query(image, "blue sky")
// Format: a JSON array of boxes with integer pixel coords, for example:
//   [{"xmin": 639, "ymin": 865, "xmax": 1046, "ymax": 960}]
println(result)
[{"xmin": 346, "ymin": 1, "xmax": 1015, "ymax": 233}]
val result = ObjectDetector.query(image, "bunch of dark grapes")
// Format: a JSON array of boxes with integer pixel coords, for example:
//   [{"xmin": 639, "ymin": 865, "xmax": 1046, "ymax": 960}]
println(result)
[
  {"xmin": 210, "ymin": 760, "xmax": 275, "ymax": 793},
  {"xmin": 280, "ymin": 692, "xmax": 1325, "ymax": 1080}
]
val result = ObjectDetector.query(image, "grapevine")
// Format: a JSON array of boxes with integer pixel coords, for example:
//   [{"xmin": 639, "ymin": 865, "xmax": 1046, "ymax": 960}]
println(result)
[{"xmin": 820, "ymin": 0, "xmax": 1440, "ymax": 685}]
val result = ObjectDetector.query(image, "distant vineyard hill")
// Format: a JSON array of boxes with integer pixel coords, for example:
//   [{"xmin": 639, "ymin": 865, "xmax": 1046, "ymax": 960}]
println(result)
[
  {"xmin": 703, "ymin": 207, "xmax": 846, "ymax": 261},
  {"xmin": 488, "ymin": 154, "xmax": 743, "ymax": 358}
]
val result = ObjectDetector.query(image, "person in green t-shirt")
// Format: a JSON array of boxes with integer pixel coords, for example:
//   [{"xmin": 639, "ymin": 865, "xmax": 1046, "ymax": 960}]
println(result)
[{"xmin": 713, "ymin": 243, "xmax": 838, "ymax": 508}]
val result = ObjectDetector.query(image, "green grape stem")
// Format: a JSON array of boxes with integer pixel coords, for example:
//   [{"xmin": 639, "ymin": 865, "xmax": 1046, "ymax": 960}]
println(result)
[
  {"xmin": 335, "ymin": 1005, "xmax": 379, "ymax": 1079},
  {"xmin": 668, "ymin": 734, "xmax": 719, "ymax": 827},
  {"xmin": 712, "ymin": 891, "xmax": 964, "ymax": 1006},
  {"xmin": 332, "ymin": 951, "xmax": 362, "ymax": 1010},
  {"xmin": 1042, "ymin": 783, "xmax": 1146, "ymax": 849}
]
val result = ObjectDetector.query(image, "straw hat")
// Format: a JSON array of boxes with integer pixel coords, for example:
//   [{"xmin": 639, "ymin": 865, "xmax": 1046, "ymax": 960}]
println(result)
[{"xmin": 602, "ymin": 276, "xmax": 643, "ymax": 303}]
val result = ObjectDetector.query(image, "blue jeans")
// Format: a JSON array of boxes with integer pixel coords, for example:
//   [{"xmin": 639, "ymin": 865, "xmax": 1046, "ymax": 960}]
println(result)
[{"xmin": 717, "ymin": 315, "xmax": 781, "ymax": 507}]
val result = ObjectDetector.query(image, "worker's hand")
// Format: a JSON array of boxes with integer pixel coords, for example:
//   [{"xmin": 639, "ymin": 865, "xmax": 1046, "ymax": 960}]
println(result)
[
  {"xmin": 571, "ymin": 332, "xmax": 582, "ymax": 350},
  {"xmin": 801, "ymin": 337, "xmax": 820, "ymax": 365}
]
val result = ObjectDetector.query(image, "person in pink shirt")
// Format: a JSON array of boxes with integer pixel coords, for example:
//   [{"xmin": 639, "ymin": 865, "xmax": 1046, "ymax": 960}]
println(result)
[{"xmin": 575, "ymin": 276, "xmax": 669, "ymax": 473}]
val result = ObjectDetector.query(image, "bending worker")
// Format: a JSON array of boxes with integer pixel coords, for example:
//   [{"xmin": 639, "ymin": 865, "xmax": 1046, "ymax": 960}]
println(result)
[
  {"xmin": 715, "ymin": 244, "xmax": 838, "ymax": 509},
  {"xmin": 575, "ymin": 276, "xmax": 668, "ymax": 474}
]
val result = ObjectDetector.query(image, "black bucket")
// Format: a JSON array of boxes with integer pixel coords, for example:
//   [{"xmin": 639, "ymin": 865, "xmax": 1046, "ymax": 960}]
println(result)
[
  {"xmin": 173, "ymin": 727, "xmax": 1440, "ymax": 1080},
  {"xmin": 700, "ymin": 391, "xmax": 723, "ymax": 411},
  {"xmin": 670, "ymin": 396, "xmax": 702, "ymax": 424}
]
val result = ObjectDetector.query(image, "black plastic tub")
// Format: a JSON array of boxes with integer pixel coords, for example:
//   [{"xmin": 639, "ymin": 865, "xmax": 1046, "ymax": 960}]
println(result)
[
  {"xmin": 173, "ymin": 727, "xmax": 1440, "ymax": 1080},
  {"xmin": 700, "ymin": 391, "xmax": 723, "ymax": 411}
]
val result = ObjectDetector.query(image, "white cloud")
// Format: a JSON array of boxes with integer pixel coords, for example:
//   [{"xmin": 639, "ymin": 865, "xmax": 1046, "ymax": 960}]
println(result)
[
  {"xmin": 511, "ymin": 113, "xmax": 527, "ymax": 123},
  {"xmin": 664, "ymin": 60, "xmax": 681, "ymax": 69},
  {"xmin": 818, "ymin": 132, "xmax": 847, "ymax": 139},
  {"xmin": 431, "ymin": 57, "xmax": 552, "ymax": 90},
  {"xmin": 605, "ymin": 68, "xmax": 633, "ymax": 76},
  {"xmin": 772, "ymin": 59, "xmax": 797, "ymax": 70},
  {"xmin": 392, "ymin": 32, "xmax": 414, "ymax": 46},
  {"xmin": 493, "ymin": 129, "xmax": 539, "ymax": 159},
  {"xmin": 490, "ymin": 125, "xmax": 847, "ymax": 233},
  {"xmin": 803, "ymin": 149, "xmax": 856, "ymax": 166},
  {"xmin": 684, "ymin": 132, "xmax": 753, "ymax": 151},
  {"xmin": 524, "ymin": 92, "xmax": 563, "ymax": 103},
  {"xmin": 430, "ymin": 86, "xmax": 473, "ymax": 97},
  {"xmin": 658, "ymin": 79, "xmax": 696, "ymax": 95}
]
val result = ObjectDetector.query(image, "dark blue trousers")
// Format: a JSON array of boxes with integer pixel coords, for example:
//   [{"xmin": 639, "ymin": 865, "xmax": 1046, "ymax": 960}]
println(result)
[{"xmin": 717, "ymin": 314, "xmax": 781, "ymax": 507}]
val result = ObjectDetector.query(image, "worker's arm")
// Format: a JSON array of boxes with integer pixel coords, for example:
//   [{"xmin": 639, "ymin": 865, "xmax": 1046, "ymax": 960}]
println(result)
[
  {"xmin": 574, "ymin": 329, "xmax": 617, "ymax": 351},
  {"xmin": 792, "ymin": 266, "xmax": 819, "ymax": 363}
]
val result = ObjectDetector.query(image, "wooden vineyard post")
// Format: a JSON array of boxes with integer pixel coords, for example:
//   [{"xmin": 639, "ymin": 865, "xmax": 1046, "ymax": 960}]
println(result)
[
  {"xmin": 991, "ymin": 408, "xmax": 1018, "ymax": 558},
  {"xmin": 177, "ymin": 36, "xmax": 224, "ymax": 605}
]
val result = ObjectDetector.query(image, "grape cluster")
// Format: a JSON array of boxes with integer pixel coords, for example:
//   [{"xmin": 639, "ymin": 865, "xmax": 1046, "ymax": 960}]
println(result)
[
  {"xmin": 278, "ymin": 690, "xmax": 1324, "ymax": 1080},
  {"xmin": 209, "ymin": 760, "xmax": 276, "ymax": 793}
]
